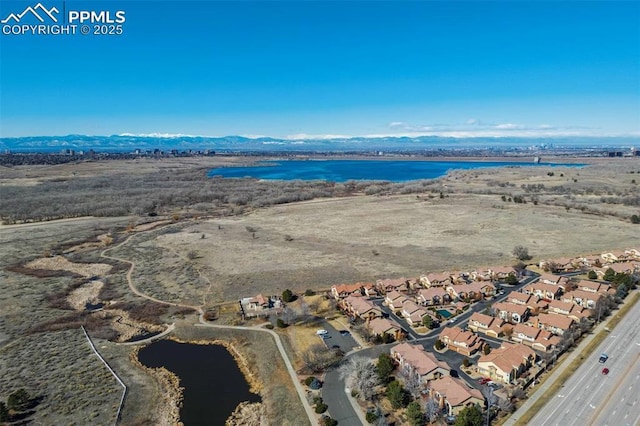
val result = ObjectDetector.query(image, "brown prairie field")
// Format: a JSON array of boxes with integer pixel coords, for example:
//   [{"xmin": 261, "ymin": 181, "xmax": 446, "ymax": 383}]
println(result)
[
  {"xmin": 1, "ymin": 156, "xmax": 639, "ymax": 424},
  {"xmin": 136, "ymin": 190, "xmax": 640, "ymax": 306}
]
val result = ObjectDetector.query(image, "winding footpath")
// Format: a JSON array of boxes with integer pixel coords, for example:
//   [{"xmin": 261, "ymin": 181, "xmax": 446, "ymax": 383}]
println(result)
[{"xmin": 100, "ymin": 225, "xmax": 318, "ymax": 425}]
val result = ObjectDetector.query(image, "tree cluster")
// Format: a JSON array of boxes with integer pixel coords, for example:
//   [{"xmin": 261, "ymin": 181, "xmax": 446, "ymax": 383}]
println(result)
[{"xmin": 0, "ymin": 388, "xmax": 35, "ymax": 422}]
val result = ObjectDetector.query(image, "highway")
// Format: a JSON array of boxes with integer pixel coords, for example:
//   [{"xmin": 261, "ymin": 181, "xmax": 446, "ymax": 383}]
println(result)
[{"xmin": 530, "ymin": 297, "xmax": 640, "ymax": 426}]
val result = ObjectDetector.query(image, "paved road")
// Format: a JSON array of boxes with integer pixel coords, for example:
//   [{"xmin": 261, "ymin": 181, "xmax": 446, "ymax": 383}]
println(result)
[
  {"xmin": 322, "ymin": 344, "xmax": 392, "ymax": 426},
  {"xmin": 528, "ymin": 295, "xmax": 640, "ymax": 426}
]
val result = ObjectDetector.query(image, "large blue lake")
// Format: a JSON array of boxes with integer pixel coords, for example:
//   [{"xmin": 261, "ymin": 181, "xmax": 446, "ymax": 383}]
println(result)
[{"xmin": 208, "ymin": 159, "xmax": 581, "ymax": 182}]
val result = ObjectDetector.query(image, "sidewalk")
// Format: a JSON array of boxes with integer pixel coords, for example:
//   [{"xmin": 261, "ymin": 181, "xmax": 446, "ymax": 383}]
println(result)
[{"xmin": 503, "ymin": 293, "xmax": 633, "ymax": 426}]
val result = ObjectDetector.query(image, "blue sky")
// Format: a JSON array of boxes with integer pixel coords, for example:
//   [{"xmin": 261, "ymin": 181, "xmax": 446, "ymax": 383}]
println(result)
[{"xmin": 1, "ymin": 0, "xmax": 639, "ymax": 138}]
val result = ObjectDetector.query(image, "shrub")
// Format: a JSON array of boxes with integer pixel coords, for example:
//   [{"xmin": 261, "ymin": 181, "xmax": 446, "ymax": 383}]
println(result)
[
  {"xmin": 603, "ymin": 268, "xmax": 616, "ymax": 282},
  {"xmin": 315, "ymin": 402, "xmax": 328, "ymax": 414},
  {"xmin": 505, "ymin": 273, "xmax": 519, "ymax": 285},
  {"xmin": 381, "ymin": 333, "xmax": 394, "ymax": 344},
  {"xmin": 308, "ymin": 378, "xmax": 322, "ymax": 390},
  {"xmin": 376, "ymin": 353, "xmax": 395, "ymax": 383},
  {"xmin": 588, "ymin": 270, "xmax": 598, "ymax": 280},
  {"xmin": 7, "ymin": 388, "xmax": 31, "ymax": 411},
  {"xmin": 203, "ymin": 310, "xmax": 218, "ymax": 321},
  {"xmin": 435, "ymin": 339, "xmax": 445, "ymax": 350},
  {"xmin": 455, "ymin": 405, "xmax": 483, "ymax": 426},
  {"xmin": 463, "ymin": 358, "xmax": 471, "ymax": 368},
  {"xmin": 422, "ymin": 315, "xmax": 433, "ymax": 328},
  {"xmin": 304, "ymin": 376, "xmax": 317, "ymax": 386},
  {"xmin": 406, "ymin": 401, "xmax": 425, "ymax": 426},
  {"xmin": 320, "ymin": 416, "xmax": 338, "ymax": 426},
  {"xmin": 276, "ymin": 318, "xmax": 287, "ymax": 328},
  {"xmin": 631, "ymin": 214, "xmax": 640, "ymax": 224},
  {"xmin": 386, "ymin": 380, "xmax": 410, "ymax": 409},
  {"xmin": 264, "ymin": 323, "xmax": 274, "ymax": 329},
  {"xmin": 483, "ymin": 344, "xmax": 492, "ymax": 355},
  {"xmin": 366, "ymin": 410, "xmax": 379, "ymax": 423},
  {"xmin": 0, "ymin": 402, "xmax": 8, "ymax": 422},
  {"xmin": 304, "ymin": 289, "xmax": 315, "ymax": 296},
  {"xmin": 282, "ymin": 289, "xmax": 295, "ymax": 303}
]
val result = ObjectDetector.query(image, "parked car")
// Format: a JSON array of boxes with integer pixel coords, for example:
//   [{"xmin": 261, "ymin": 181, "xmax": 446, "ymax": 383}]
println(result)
[
  {"xmin": 599, "ymin": 353, "xmax": 609, "ymax": 364},
  {"xmin": 339, "ymin": 330, "xmax": 350, "ymax": 336},
  {"xmin": 316, "ymin": 329, "xmax": 328, "ymax": 336},
  {"xmin": 602, "ymin": 367, "xmax": 609, "ymax": 375}
]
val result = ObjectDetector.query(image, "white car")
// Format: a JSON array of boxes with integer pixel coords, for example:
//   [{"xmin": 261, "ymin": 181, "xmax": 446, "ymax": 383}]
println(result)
[{"xmin": 316, "ymin": 329, "xmax": 328, "ymax": 336}]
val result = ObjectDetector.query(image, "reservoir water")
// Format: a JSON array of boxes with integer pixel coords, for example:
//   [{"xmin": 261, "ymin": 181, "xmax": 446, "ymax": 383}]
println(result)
[
  {"xmin": 208, "ymin": 159, "xmax": 581, "ymax": 182},
  {"xmin": 137, "ymin": 339, "xmax": 260, "ymax": 425}
]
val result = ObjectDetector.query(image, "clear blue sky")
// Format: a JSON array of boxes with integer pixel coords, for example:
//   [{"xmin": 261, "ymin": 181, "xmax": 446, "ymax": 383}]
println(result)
[{"xmin": 1, "ymin": 0, "xmax": 639, "ymax": 138}]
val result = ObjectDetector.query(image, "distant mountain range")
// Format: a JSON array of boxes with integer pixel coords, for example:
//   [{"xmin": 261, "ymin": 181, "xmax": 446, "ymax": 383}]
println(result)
[{"xmin": 0, "ymin": 134, "xmax": 637, "ymax": 153}]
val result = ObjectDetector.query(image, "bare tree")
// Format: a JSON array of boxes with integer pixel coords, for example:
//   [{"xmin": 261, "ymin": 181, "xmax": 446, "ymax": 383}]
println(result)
[
  {"xmin": 296, "ymin": 300, "xmax": 311, "ymax": 323},
  {"xmin": 512, "ymin": 245, "xmax": 532, "ymax": 261},
  {"xmin": 398, "ymin": 365, "xmax": 423, "ymax": 399},
  {"xmin": 497, "ymin": 395, "xmax": 515, "ymax": 414},
  {"xmin": 542, "ymin": 261, "xmax": 559, "ymax": 273},
  {"xmin": 339, "ymin": 356, "xmax": 379, "ymax": 401},
  {"xmin": 301, "ymin": 343, "xmax": 337, "ymax": 373},
  {"xmin": 424, "ymin": 396, "xmax": 441, "ymax": 424},
  {"xmin": 281, "ymin": 307, "xmax": 295, "ymax": 324},
  {"xmin": 511, "ymin": 387, "xmax": 526, "ymax": 400}
]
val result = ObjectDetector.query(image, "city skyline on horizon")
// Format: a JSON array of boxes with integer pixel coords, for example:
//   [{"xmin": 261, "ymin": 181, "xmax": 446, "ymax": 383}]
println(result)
[{"xmin": 1, "ymin": 1, "xmax": 639, "ymax": 139}]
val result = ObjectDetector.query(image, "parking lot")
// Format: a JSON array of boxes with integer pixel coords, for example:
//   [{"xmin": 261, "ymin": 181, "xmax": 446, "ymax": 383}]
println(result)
[{"xmin": 315, "ymin": 322, "xmax": 358, "ymax": 353}]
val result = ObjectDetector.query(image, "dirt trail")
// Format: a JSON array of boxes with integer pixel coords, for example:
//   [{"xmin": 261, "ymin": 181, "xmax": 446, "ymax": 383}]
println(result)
[
  {"xmin": 100, "ymin": 231, "xmax": 202, "ymax": 312},
  {"xmin": 100, "ymin": 223, "xmax": 317, "ymax": 424}
]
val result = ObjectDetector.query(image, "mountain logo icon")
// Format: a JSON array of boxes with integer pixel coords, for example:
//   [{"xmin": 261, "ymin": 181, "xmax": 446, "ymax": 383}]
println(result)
[{"xmin": 1, "ymin": 3, "xmax": 59, "ymax": 24}]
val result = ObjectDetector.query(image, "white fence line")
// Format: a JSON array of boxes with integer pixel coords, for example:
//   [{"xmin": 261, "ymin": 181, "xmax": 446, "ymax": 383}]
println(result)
[{"xmin": 81, "ymin": 326, "xmax": 127, "ymax": 425}]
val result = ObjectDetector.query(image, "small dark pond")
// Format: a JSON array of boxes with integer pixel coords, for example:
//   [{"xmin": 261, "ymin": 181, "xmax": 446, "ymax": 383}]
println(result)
[{"xmin": 137, "ymin": 339, "xmax": 260, "ymax": 425}]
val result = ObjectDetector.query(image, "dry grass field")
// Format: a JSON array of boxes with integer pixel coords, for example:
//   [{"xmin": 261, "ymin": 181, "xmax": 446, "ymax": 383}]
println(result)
[
  {"xmin": 123, "ymin": 187, "xmax": 639, "ymax": 307},
  {"xmin": 0, "ymin": 156, "xmax": 638, "ymax": 424}
]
